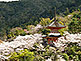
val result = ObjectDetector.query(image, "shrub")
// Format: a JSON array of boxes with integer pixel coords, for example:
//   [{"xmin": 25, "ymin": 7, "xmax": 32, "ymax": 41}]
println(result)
[
  {"xmin": 58, "ymin": 27, "xmax": 68, "ymax": 35},
  {"xmin": 9, "ymin": 49, "xmax": 35, "ymax": 61},
  {"xmin": 61, "ymin": 43, "xmax": 81, "ymax": 61},
  {"xmin": 41, "ymin": 28, "xmax": 51, "ymax": 35},
  {"xmin": 7, "ymin": 28, "xmax": 27, "ymax": 39},
  {"xmin": 68, "ymin": 18, "xmax": 81, "ymax": 34},
  {"xmin": 61, "ymin": 53, "xmax": 69, "ymax": 61},
  {"xmin": 40, "ymin": 18, "xmax": 52, "ymax": 26},
  {"xmin": 26, "ymin": 25, "xmax": 35, "ymax": 31}
]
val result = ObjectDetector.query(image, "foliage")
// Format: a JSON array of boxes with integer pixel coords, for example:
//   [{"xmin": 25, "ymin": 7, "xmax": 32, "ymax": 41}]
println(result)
[
  {"xmin": 33, "ymin": 44, "xmax": 57, "ymax": 61},
  {"xmin": 61, "ymin": 53, "xmax": 69, "ymax": 61},
  {"xmin": 58, "ymin": 27, "xmax": 68, "ymax": 35},
  {"xmin": 0, "ymin": 0, "xmax": 81, "ymax": 37},
  {"xmin": 68, "ymin": 18, "xmax": 81, "ymax": 34},
  {"xmin": 61, "ymin": 43, "xmax": 81, "ymax": 61},
  {"xmin": 40, "ymin": 18, "xmax": 52, "ymax": 26},
  {"xmin": 7, "ymin": 27, "xmax": 27, "ymax": 39},
  {"xmin": 9, "ymin": 49, "xmax": 35, "ymax": 61},
  {"xmin": 64, "ymin": 8, "xmax": 70, "ymax": 15},
  {"xmin": 8, "ymin": 32, "xmax": 16, "ymax": 39},
  {"xmin": 40, "ymin": 28, "xmax": 51, "ymax": 35},
  {"xmin": 58, "ymin": 21, "xmax": 64, "ymax": 25},
  {"xmin": 26, "ymin": 25, "xmax": 35, "ymax": 31}
]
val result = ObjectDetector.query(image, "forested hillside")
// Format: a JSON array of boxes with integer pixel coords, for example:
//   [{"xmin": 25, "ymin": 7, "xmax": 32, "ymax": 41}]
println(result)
[
  {"xmin": 0, "ymin": 0, "xmax": 81, "ymax": 61},
  {"xmin": 0, "ymin": 0, "xmax": 81, "ymax": 36}
]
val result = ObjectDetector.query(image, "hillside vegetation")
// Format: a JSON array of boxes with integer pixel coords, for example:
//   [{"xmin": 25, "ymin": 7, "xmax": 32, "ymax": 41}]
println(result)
[
  {"xmin": 0, "ymin": 0, "xmax": 81, "ymax": 61},
  {"xmin": 0, "ymin": 0, "xmax": 81, "ymax": 37}
]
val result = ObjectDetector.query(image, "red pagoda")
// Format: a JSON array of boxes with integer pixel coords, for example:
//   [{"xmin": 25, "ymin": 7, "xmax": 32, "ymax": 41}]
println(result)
[{"xmin": 43, "ymin": 8, "xmax": 66, "ymax": 44}]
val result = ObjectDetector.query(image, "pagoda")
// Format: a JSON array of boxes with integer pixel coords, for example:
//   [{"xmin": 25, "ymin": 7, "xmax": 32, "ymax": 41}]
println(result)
[{"xmin": 43, "ymin": 8, "xmax": 66, "ymax": 44}]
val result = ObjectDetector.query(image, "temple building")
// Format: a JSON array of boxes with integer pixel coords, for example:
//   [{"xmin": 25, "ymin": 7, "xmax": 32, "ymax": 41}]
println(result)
[
  {"xmin": 46, "ymin": 20, "xmax": 65, "ymax": 33},
  {"xmin": 43, "ymin": 8, "xmax": 66, "ymax": 44},
  {"xmin": 43, "ymin": 20, "xmax": 66, "ymax": 44}
]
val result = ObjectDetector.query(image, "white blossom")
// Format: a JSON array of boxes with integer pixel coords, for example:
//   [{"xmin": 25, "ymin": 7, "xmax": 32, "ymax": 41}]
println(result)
[
  {"xmin": 0, "ymin": 34, "xmax": 42, "ymax": 59},
  {"xmin": 46, "ymin": 58, "xmax": 52, "ymax": 61},
  {"xmin": 53, "ymin": 32, "xmax": 81, "ymax": 48}
]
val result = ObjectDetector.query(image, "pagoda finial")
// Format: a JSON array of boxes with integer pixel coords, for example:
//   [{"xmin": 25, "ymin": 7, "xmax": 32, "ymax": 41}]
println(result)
[
  {"xmin": 54, "ymin": 7, "xmax": 56, "ymax": 20},
  {"xmin": 54, "ymin": 7, "xmax": 59, "ymax": 27}
]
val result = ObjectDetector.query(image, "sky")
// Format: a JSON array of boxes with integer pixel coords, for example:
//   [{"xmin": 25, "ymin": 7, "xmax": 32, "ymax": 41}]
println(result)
[{"xmin": 0, "ymin": 0, "xmax": 19, "ymax": 2}]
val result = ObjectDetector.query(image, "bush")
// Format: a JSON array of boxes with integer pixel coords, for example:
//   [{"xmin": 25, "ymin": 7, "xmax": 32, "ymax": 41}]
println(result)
[
  {"xmin": 9, "ymin": 49, "xmax": 35, "ymax": 61},
  {"xmin": 26, "ymin": 25, "xmax": 35, "ymax": 31},
  {"xmin": 68, "ymin": 18, "xmax": 81, "ymax": 34},
  {"xmin": 61, "ymin": 43, "xmax": 81, "ymax": 61},
  {"xmin": 40, "ymin": 18, "xmax": 52, "ymax": 26},
  {"xmin": 58, "ymin": 27, "xmax": 68, "ymax": 35},
  {"xmin": 7, "ymin": 28, "xmax": 27, "ymax": 39},
  {"xmin": 40, "ymin": 28, "xmax": 51, "ymax": 35}
]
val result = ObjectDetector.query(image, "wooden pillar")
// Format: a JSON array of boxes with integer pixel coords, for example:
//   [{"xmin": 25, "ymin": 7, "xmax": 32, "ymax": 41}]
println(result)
[{"xmin": 48, "ymin": 38, "xmax": 50, "ymax": 44}]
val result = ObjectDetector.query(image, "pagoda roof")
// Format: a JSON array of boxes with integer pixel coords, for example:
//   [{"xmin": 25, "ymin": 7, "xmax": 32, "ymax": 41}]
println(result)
[
  {"xmin": 48, "ymin": 33, "xmax": 60, "ymax": 36},
  {"xmin": 48, "ymin": 21, "xmax": 65, "ymax": 27}
]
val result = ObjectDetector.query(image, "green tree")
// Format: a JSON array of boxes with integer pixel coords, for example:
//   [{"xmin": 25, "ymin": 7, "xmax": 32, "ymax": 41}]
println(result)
[
  {"xmin": 40, "ymin": 18, "xmax": 52, "ymax": 26},
  {"xmin": 68, "ymin": 18, "xmax": 81, "ymax": 34}
]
